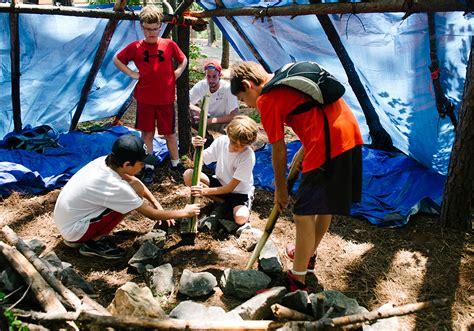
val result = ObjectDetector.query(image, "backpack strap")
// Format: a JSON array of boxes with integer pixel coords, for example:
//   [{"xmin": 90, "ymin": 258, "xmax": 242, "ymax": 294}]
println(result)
[{"xmin": 289, "ymin": 100, "xmax": 331, "ymax": 166}]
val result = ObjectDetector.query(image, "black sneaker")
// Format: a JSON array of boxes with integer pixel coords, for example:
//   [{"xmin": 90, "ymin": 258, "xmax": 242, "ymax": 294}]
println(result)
[
  {"xmin": 141, "ymin": 167, "xmax": 154, "ymax": 185},
  {"xmin": 169, "ymin": 163, "xmax": 186, "ymax": 175},
  {"xmin": 79, "ymin": 238, "xmax": 127, "ymax": 260}
]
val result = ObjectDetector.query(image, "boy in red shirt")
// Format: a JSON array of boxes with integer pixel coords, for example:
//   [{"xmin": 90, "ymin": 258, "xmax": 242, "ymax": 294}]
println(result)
[
  {"xmin": 230, "ymin": 61, "xmax": 363, "ymax": 292},
  {"xmin": 114, "ymin": 5, "xmax": 188, "ymax": 184}
]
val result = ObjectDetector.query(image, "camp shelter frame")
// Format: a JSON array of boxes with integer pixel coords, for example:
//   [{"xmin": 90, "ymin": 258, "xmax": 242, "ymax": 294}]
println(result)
[{"xmin": 1, "ymin": 0, "xmax": 472, "ymax": 230}]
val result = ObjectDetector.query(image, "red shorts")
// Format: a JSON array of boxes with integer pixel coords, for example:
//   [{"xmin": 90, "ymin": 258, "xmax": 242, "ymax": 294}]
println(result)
[
  {"xmin": 136, "ymin": 102, "xmax": 175, "ymax": 135},
  {"xmin": 78, "ymin": 209, "xmax": 124, "ymax": 242}
]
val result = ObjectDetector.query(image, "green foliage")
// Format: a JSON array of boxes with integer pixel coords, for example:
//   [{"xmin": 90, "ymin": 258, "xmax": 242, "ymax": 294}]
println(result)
[
  {"xmin": 0, "ymin": 292, "xmax": 29, "ymax": 331},
  {"xmin": 189, "ymin": 42, "xmax": 206, "ymax": 84},
  {"xmin": 247, "ymin": 109, "xmax": 261, "ymax": 123}
]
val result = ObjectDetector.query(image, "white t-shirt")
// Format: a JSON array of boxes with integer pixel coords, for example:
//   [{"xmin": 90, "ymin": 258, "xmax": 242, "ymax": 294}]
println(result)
[
  {"xmin": 53, "ymin": 156, "xmax": 143, "ymax": 241},
  {"xmin": 189, "ymin": 79, "xmax": 239, "ymax": 118},
  {"xmin": 202, "ymin": 135, "xmax": 255, "ymax": 195}
]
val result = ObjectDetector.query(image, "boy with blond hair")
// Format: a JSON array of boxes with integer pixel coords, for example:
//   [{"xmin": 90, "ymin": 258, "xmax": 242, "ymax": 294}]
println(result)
[
  {"xmin": 183, "ymin": 115, "xmax": 258, "ymax": 225},
  {"xmin": 114, "ymin": 5, "xmax": 188, "ymax": 184},
  {"xmin": 230, "ymin": 61, "xmax": 363, "ymax": 292}
]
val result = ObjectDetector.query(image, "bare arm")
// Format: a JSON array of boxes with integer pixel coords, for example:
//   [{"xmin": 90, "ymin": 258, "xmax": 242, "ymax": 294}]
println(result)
[
  {"xmin": 174, "ymin": 57, "xmax": 188, "ymax": 79},
  {"xmin": 191, "ymin": 178, "xmax": 241, "ymax": 197},
  {"xmin": 113, "ymin": 56, "xmax": 139, "ymax": 80},
  {"xmin": 271, "ymin": 139, "xmax": 289, "ymax": 211},
  {"xmin": 136, "ymin": 201, "xmax": 200, "ymax": 220},
  {"xmin": 207, "ymin": 108, "xmax": 239, "ymax": 125}
]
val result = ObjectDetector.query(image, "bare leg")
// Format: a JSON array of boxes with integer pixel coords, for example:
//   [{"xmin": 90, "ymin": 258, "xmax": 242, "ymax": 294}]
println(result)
[
  {"xmin": 292, "ymin": 214, "xmax": 332, "ymax": 283},
  {"xmin": 164, "ymin": 133, "xmax": 179, "ymax": 161},
  {"xmin": 141, "ymin": 130, "xmax": 155, "ymax": 154}
]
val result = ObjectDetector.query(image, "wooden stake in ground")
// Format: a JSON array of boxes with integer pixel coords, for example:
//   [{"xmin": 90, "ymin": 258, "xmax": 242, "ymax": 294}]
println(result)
[
  {"xmin": 183, "ymin": 92, "xmax": 210, "ymax": 236},
  {"xmin": 245, "ymin": 146, "xmax": 304, "ymax": 269}
]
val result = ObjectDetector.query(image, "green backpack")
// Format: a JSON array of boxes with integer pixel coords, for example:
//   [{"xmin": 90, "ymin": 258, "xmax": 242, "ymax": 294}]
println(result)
[{"xmin": 260, "ymin": 61, "xmax": 346, "ymax": 165}]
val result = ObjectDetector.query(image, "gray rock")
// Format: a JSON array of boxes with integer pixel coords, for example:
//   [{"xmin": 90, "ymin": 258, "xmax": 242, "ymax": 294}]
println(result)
[
  {"xmin": 230, "ymin": 286, "xmax": 287, "ymax": 320},
  {"xmin": 128, "ymin": 241, "xmax": 164, "ymax": 274},
  {"xmin": 24, "ymin": 238, "xmax": 46, "ymax": 255},
  {"xmin": 237, "ymin": 228, "xmax": 263, "ymax": 252},
  {"xmin": 281, "ymin": 290, "xmax": 310, "ymax": 315},
  {"xmin": 198, "ymin": 215, "xmax": 220, "ymax": 232},
  {"xmin": 60, "ymin": 267, "xmax": 95, "ymax": 294},
  {"xmin": 178, "ymin": 269, "xmax": 217, "ymax": 297},
  {"xmin": 107, "ymin": 282, "xmax": 166, "ymax": 319},
  {"xmin": 145, "ymin": 263, "xmax": 174, "ymax": 297},
  {"xmin": 309, "ymin": 290, "xmax": 364, "ymax": 318},
  {"xmin": 135, "ymin": 229, "xmax": 167, "ymax": 249},
  {"xmin": 170, "ymin": 301, "xmax": 226, "ymax": 321},
  {"xmin": 41, "ymin": 251, "xmax": 64, "ymax": 276},
  {"xmin": 0, "ymin": 267, "xmax": 23, "ymax": 292},
  {"xmin": 258, "ymin": 240, "xmax": 282, "ymax": 274},
  {"xmin": 235, "ymin": 223, "xmax": 252, "ymax": 237},
  {"xmin": 220, "ymin": 268, "xmax": 271, "ymax": 300},
  {"xmin": 218, "ymin": 218, "xmax": 240, "ymax": 234}
]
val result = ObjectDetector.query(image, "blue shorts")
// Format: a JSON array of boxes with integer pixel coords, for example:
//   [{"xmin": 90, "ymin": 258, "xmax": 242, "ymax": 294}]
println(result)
[{"xmin": 293, "ymin": 145, "xmax": 362, "ymax": 216}]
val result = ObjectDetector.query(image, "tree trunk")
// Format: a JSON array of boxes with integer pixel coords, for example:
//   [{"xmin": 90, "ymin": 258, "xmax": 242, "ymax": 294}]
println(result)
[
  {"xmin": 221, "ymin": 34, "xmax": 230, "ymax": 69},
  {"xmin": 208, "ymin": 19, "xmax": 216, "ymax": 46},
  {"xmin": 440, "ymin": 41, "xmax": 474, "ymax": 231},
  {"xmin": 176, "ymin": 24, "xmax": 191, "ymax": 157}
]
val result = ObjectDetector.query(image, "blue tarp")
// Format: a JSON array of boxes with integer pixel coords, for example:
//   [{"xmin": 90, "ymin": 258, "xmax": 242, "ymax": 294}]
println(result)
[
  {"xmin": 0, "ymin": 126, "xmax": 168, "ymax": 197},
  {"xmin": 0, "ymin": 4, "xmax": 470, "ymax": 226}
]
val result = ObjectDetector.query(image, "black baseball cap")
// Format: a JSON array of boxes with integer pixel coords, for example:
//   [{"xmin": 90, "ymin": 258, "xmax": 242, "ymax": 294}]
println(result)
[{"xmin": 111, "ymin": 134, "xmax": 157, "ymax": 166}]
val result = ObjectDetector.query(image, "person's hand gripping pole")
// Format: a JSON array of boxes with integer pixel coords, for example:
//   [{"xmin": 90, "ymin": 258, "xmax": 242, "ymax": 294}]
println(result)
[{"xmin": 187, "ymin": 91, "xmax": 211, "ymax": 234}]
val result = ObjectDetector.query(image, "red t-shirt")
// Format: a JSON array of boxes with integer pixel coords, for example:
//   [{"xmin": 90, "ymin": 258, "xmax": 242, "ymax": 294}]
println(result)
[
  {"xmin": 116, "ymin": 39, "xmax": 186, "ymax": 105},
  {"xmin": 257, "ymin": 86, "xmax": 364, "ymax": 173}
]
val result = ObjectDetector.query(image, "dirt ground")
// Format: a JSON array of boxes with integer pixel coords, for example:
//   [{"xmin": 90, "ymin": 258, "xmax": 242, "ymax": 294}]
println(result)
[{"xmin": 0, "ymin": 97, "xmax": 472, "ymax": 330}]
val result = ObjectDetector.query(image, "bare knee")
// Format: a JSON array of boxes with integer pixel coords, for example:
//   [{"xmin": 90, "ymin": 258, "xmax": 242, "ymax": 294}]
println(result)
[
  {"xmin": 233, "ymin": 205, "xmax": 250, "ymax": 225},
  {"xmin": 183, "ymin": 169, "xmax": 194, "ymax": 186}
]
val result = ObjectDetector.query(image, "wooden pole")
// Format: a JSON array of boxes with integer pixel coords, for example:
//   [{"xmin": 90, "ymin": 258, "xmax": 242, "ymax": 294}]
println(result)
[
  {"xmin": 69, "ymin": 0, "xmax": 126, "ymax": 131},
  {"xmin": 271, "ymin": 304, "xmax": 315, "ymax": 321},
  {"xmin": 1, "ymin": 226, "xmax": 83, "ymax": 312},
  {"xmin": 0, "ymin": 242, "xmax": 68, "ymax": 314},
  {"xmin": 215, "ymin": 0, "xmax": 271, "ymax": 72},
  {"xmin": 189, "ymin": 0, "xmax": 473, "ymax": 18},
  {"xmin": 176, "ymin": 23, "xmax": 192, "ymax": 157},
  {"xmin": 245, "ymin": 147, "xmax": 304, "ymax": 269},
  {"xmin": 161, "ymin": 0, "xmax": 194, "ymax": 39},
  {"xmin": 9, "ymin": 0, "xmax": 22, "ymax": 133},
  {"xmin": 188, "ymin": 93, "xmax": 210, "ymax": 234},
  {"xmin": 315, "ymin": 12, "xmax": 394, "ymax": 151}
]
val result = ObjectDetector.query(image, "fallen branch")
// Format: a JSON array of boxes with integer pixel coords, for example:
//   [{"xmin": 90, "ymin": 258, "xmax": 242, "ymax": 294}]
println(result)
[
  {"xmin": 327, "ymin": 298, "xmax": 449, "ymax": 328},
  {"xmin": 0, "ymin": 241, "xmax": 67, "ymax": 314},
  {"xmin": 10, "ymin": 309, "xmax": 283, "ymax": 330},
  {"xmin": 271, "ymin": 304, "xmax": 314, "ymax": 321},
  {"xmin": 2, "ymin": 225, "xmax": 82, "ymax": 311}
]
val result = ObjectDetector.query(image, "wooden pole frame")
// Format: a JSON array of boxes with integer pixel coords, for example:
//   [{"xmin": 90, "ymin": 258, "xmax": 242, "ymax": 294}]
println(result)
[{"xmin": 189, "ymin": 1, "xmax": 472, "ymax": 18}]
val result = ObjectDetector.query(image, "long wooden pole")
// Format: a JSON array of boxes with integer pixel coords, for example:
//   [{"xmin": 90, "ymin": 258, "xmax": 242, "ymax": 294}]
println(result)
[
  {"xmin": 0, "ymin": 242, "xmax": 68, "ymax": 314},
  {"xmin": 245, "ymin": 146, "xmax": 304, "ymax": 269},
  {"xmin": 0, "ymin": 4, "xmax": 206, "ymax": 25},
  {"xmin": 9, "ymin": 0, "xmax": 21, "ymax": 132},
  {"xmin": 190, "ymin": 0, "xmax": 472, "ymax": 18},
  {"xmin": 1, "ymin": 226, "xmax": 83, "ymax": 312}
]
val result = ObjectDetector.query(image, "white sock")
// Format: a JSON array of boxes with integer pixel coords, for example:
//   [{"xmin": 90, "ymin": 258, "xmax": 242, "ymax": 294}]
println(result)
[
  {"xmin": 291, "ymin": 269, "xmax": 307, "ymax": 276},
  {"xmin": 145, "ymin": 164, "xmax": 154, "ymax": 170},
  {"xmin": 171, "ymin": 159, "xmax": 179, "ymax": 167}
]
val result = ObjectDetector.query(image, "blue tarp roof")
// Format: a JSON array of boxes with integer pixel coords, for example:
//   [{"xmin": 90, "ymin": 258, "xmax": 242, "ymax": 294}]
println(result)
[{"xmin": 0, "ymin": 3, "xmax": 471, "ymax": 227}]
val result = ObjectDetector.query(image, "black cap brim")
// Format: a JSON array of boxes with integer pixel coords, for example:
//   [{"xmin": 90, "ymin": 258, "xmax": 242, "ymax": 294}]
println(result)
[{"xmin": 143, "ymin": 154, "xmax": 158, "ymax": 166}]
